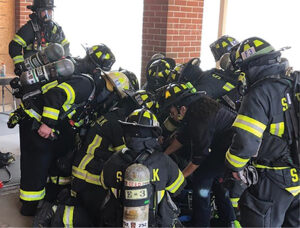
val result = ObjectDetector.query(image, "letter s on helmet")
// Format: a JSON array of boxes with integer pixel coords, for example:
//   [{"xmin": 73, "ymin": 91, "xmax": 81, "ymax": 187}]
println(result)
[
  {"xmin": 232, "ymin": 37, "xmax": 275, "ymax": 69},
  {"xmin": 103, "ymin": 71, "xmax": 130, "ymax": 98},
  {"xmin": 87, "ymin": 44, "xmax": 116, "ymax": 72}
]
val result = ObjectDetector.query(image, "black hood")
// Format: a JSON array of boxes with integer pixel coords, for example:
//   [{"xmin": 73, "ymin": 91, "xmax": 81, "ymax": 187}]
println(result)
[{"xmin": 243, "ymin": 52, "xmax": 286, "ymax": 86}]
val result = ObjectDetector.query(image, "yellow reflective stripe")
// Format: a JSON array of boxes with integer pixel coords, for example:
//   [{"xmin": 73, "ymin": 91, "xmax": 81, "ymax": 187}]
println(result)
[
  {"xmin": 111, "ymin": 144, "xmax": 126, "ymax": 152},
  {"xmin": 285, "ymin": 186, "xmax": 300, "ymax": 196},
  {"xmin": 20, "ymin": 103, "xmax": 42, "ymax": 122},
  {"xmin": 253, "ymin": 162, "xmax": 290, "ymax": 170},
  {"xmin": 13, "ymin": 55, "xmax": 24, "ymax": 64},
  {"xmin": 270, "ymin": 122, "xmax": 284, "ymax": 137},
  {"xmin": 222, "ymin": 82, "xmax": 235, "ymax": 92},
  {"xmin": 62, "ymin": 104, "xmax": 76, "ymax": 119},
  {"xmin": 20, "ymin": 188, "xmax": 45, "ymax": 201},
  {"xmin": 72, "ymin": 118, "xmax": 84, "ymax": 127},
  {"xmin": 225, "ymin": 150, "xmax": 250, "ymax": 168},
  {"xmin": 57, "ymin": 82, "xmax": 75, "ymax": 106},
  {"xmin": 50, "ymin": 176, "xmax": 72, "ymax": 185},
  {"xmin": 233, "ymin": 115, "xmax": 266, "ymax": 138},
  {"xmin": 230, "ymin": 198, "xmax": 239, "ymax": 208},
  {"xmin": 63, "ymin": 206, "xmax": 74, "ymax": 228},
  {"xmin": 61, "ymin": 39, "xmax": 69, "ymax": 46},
  {"xmin": 13, "ymin": 34, "xmax": 27, "ymax": 47},
  {"xmin": 157, "ymin": 190, "xmax": 165, "ymax": 204},
  {"xmin": 111, "ymin": 188, "xmax": 118, "ymax": 198},
  {"xmin": 78, "ymin": 135, "xmax": 102, "ymax": 169},
  {"xmin": 41, "ymin": 80, "xmax": 59, "ymax": 94},
  {"xmin": 100, "ymin": 171, "xmax": 108, "ymax": 189},
  {"xmin": 26, "ymin": 44, "xmax": 33, "ymax": 50},
  {"xmin": 72, "ymin": 166, "xmax": 101, "ymax": 186},
  {"xmin": 52, "ymin": 25, "xmax": 57, "ymax": 34},
  {"xmin": 43, "ymin": 106, "xmax": 60, "ymax": 120},
  {"xmin": 165, "ymin": 170, "xmax": 184, "ymax": 193}
]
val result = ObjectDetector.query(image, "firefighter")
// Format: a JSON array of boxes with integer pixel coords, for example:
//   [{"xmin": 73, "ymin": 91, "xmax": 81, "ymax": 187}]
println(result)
[
  {"xmin": 100, "ymin": 108, "xmax": 186, "ymax": 227},
  {"xmin": 225, "ymin": 37, "xmax": 300, "ymax": 227},
  {"xmin": 210, "ymin": 36, "xmax": 247, "ymax": 217},
  {"xmin": 179, "ymin": 36, "xmax": 241, "ymax": 111},
  {"xmin": 9, "ymin": 0, "xmax": 70, "ymax": 77},
  {"xmin": 14, "ymin": 44, "xmax": 116, "ymax": 216},
  {"xmin": 70, "ymin": 89, "xmax": 156, "ymax": 226},
  {"xmin": 161, "ymin": 83, "xmax": 238, "ymax": 227}
]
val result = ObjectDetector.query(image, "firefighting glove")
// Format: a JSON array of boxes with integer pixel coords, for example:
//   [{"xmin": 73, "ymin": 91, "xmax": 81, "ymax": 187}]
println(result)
[
  {"xmin": 33, "ymin": 200, "xmax": 57, "ymax": 227},
  {"xmin": 14, "ymin": 62, "xmax": 27, "ymax": 77},
  {"xmin": 238, "ymin": 165, "xmax": 258, "ymax": 187},
  {"xmin": 0, "ymin": 151, "xmax": 15, "ymax": 169}
]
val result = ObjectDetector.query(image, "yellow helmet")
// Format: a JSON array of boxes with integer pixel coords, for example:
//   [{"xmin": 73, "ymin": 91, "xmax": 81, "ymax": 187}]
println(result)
[{"xmin": 103, "ymin": 71, "xmax": 130, "ymax": 98}]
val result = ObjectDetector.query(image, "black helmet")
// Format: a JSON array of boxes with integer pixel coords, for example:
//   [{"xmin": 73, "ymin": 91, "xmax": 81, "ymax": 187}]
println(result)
[
  {"xmin": 119, "ymin": 108, "xmax": 162, "ymax": 137},
  {"xmin": 167, "ymin": 63, "xmax": 184, "ymax": 83},
  {"xmin": 179, "ymin": 58, "xmax": 202, "ymax": 83},
  {"xmin": 27, "ymin": 0, "xmax": 55, "ymax": 11},
  {"xmin": 232, "ymin": 37, "xmax": 275, "ymax": 69},
  {"xmin": 210, "ymin": 35, "xmax": 239, "ymax": 62},
  {"xmin": 130, "ymin": 90, "xmax": 155, "ymax": 111},
  {"xmin": 162, "ymin": 83, "xmax": 194, "ymax": 109},
  {"xmin": 146, "ymin": 59, "xmax": 173, "ymax": 90},
  {"xmin": 87, "ymin": 44, "xmax": 116, "ymax": 72},
  {"xmin": 120, "ymin": 69, "xmax": 140, "ymax": 91}
]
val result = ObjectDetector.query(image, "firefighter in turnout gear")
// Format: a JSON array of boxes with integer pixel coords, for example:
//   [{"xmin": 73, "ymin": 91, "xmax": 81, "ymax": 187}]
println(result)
[
  {"xmin": 14, "ymin": 43, "xmax": 116, "ymax": 216},
  {"xmin": 9, "ymin": 0, "xmax": 70, "ymax": 77},
  {"xmin": 70, "ymin": 75, "xmax": 143, "ymax": 226},
  {"xmin": 162, "ymin": 83, "xmax": 238, "ymax": 227},
  {"xmin": 100, "ymin": 108, "xmax": 186, "ymax": 227},
  {"xmin": 210, "ymin": 36, "xmax": 247, "ymax": 216},
  {"xmin": 225, "ymin": 37, "xmax": 300, "ymax": 227},
  {"xmin": 32, "ymin": 71, "xmax": 132, "ymax": 227}
]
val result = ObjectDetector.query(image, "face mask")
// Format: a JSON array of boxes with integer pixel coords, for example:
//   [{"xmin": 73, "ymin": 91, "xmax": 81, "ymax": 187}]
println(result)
[{"xmin": 38, "ymin": 9, "xmax": 53, "ymax": 22}]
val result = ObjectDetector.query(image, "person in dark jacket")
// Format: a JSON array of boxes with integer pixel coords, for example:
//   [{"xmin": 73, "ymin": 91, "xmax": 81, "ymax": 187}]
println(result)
[
  {"xmin": 9, "ymin": 0, "xmax": 70, "ymax": 76},
  {"xmin": 12, "ymin": 44, "xmax": 118, "ymax": 216},
  {"xmin": 225, "ymin": 37, "xmax": 300, "ymax": 227},
  {"xmin": 100, "ymin": 108, "xmax": 186, "ymax": 227},
  {"xmin": 162, "ymin": 83, "xmax": 238, "ymax": 227}
]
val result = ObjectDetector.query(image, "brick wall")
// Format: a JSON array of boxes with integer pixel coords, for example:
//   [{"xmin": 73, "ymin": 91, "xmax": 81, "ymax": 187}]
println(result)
[
  {"xmin": 141, "ymin": 0, "xmax": 204, "ymax": 84},
  {"xmin": 15, "ymin": 0, "xmax": 33, "ymax": 31}
]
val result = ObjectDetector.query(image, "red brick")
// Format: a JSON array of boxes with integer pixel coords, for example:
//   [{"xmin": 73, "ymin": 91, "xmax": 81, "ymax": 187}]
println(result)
[
  {"xmin": 180, "ymin": 18, "xmax": 192, "ymax": 24},
  {"xmin": 187, "ymin": 1, "xmax": 199, "ymax": 7},
  {"xmin": 180, "ymin": 6, "xmax": 193, "ymax": 12}
]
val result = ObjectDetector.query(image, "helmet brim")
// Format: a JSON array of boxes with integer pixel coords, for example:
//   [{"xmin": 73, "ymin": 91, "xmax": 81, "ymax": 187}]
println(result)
[{"xmin": 118, "ymin": 120, "xmax": 162, "ymax": 135}]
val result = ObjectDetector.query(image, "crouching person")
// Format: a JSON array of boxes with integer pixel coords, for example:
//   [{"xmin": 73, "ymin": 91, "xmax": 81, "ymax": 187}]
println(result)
[{"xmin": 100, "ymin": 108, "xmax": 186, "ymax": 227}]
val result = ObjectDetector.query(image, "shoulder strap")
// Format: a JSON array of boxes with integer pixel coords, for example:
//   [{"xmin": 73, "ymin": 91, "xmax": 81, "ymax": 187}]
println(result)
[{"xmin": 30, "ymin": 20, "xmax": 42, "ymax": 47}]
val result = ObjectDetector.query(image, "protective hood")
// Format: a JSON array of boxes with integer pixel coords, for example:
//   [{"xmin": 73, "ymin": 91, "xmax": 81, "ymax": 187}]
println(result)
[
  {"xmin": 244, "ymin": 51, "xmax": 286, "ymax": 86},
  {"xmin": 126, "ymin": 137, "xmax": 161, "ymax": 153}
]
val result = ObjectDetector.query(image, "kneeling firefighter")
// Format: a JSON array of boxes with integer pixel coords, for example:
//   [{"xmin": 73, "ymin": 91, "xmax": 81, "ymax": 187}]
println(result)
[
  {"xmin": 100, "ymin": 108, "xmax": 186, "ymax": 227},
  {"xmin": 33, "ymin": 91, "xmax": 161, "ymax": 227},
  {"xmin": 9, "ymin": 43, "xmax": 116, "ymax": 216}
]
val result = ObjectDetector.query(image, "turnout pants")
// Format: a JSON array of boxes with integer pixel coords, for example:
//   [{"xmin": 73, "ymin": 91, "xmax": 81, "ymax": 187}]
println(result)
[
  {"xmin": 19, "ymin": 118, "xmax": 74, "ymax": 214},
  {"xmin": 239, "ymin": 170, "xmax": 300, "ymax": 227}
]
